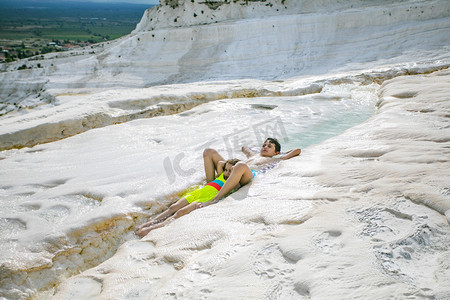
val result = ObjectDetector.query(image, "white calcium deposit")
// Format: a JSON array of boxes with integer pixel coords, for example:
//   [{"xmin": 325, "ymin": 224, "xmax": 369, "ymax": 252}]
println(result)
[{"xmin": 0, "ymin": 0, "xmax": 449, "ymax": 299}]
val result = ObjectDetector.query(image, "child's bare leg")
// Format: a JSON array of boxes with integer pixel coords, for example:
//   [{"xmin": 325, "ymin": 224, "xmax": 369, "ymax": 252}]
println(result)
[
  {"xmin": 203, "ymin": 148, "xmax": 225, "ymax": 182},
  {"xmin": 211, "ymin": 162, "xmax": 253, "ymax": 201},
  {"xmin": 136, "ymin": 198, "xmax": 189, "ymax": 232},
  {"xmin": 136, "ymin": 202, "xmax": 202, "ymax": 237},
  {"xmin": 172, "ymin": 201, "xmax": 202, "ymax": 219}
]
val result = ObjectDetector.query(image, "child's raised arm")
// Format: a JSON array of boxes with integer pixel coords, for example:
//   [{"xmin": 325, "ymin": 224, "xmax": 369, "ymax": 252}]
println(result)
[
  {"xmin": 280, "ymin": 148, "xmax": 301, "ymax": 160},
  {"xmin": 242, "ymin": 146, "xmax": 257, "ymax": 158},
  {"xmin": 217, "ymin": 160, "xmax": 226, "ymax": 175}
]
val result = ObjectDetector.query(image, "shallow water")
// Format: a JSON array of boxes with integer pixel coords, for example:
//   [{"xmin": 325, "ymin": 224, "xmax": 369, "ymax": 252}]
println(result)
[{"xmin": 185, "ymin": 82, "xmax": 379, "ymax": 156}]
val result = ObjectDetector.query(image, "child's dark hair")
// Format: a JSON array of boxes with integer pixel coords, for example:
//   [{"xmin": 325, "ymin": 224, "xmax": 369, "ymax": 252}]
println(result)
[{"xmin": 266, "ymin": 137, "xmax": 281, "ymax": 153}]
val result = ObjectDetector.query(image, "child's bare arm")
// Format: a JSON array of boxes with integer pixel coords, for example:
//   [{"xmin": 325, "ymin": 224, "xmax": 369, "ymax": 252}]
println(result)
[
  {"xmin": 217, "ymin": 160, "xmax": 226, "ymax": 175},
  {"xmin": 280, "ymin": 148, "xmax": 301, "ymax": 160},
  {"xmin": 242, "ymin": 146, "xmax": 257, "ymax": 158},
  {"xmin": 199, "ymin": 200, "xmax": 218, "ymax": 208},
  {"xmin": 200, "ymin": 183, "xmax": 241, "ymax": 208}
]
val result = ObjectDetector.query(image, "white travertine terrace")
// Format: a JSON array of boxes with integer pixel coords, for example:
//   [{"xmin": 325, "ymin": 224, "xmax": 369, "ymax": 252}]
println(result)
[{"xmin": 0, "ymin": 0, "xmax": 449, "ymax": 299}]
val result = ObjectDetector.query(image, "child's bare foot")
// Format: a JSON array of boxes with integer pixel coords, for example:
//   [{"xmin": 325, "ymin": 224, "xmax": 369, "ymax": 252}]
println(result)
[
  {"xmin": 136, "ymin": 225, "xmax": 155, "ymax": 238},
  {"xmin": 136, "ymin": 226, "xmax": 154, "ymax": 238},
  {"xmin": 136, "ymin": 220, "xmax": 167, "ymax": 237},
  {"xmin": 136, "ymin": 218, "xmax": 176, "ymax": 238},
  {"xmin": 136, "ymin": 219, "xmax": 160, "ymax": 232}
]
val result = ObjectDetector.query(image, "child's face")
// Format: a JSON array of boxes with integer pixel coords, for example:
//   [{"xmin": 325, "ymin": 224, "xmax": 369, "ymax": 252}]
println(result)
[
  {"xmin": 260, "ymin": 141, "xmax": 278, "ymax": 157},
  {"xmin": 224, "ymin": 163, "xmax": 234, "ymax": 179}
]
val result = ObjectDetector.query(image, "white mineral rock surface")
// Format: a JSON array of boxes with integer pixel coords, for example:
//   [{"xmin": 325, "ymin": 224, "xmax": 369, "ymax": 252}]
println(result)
[{"xmin": 0, "ymin": 0, "xmax": 449, "ymax": 299}]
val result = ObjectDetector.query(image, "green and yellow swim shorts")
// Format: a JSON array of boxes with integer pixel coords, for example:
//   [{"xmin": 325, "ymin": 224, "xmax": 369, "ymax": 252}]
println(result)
[{"xmin": 184, "ymin": 173, "xmax": 226, "ymax": 203}]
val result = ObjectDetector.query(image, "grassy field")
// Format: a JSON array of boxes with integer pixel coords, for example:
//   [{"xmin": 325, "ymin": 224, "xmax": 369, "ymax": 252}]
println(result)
[{"xmin": 0, "ymin": 0, "xmax": 153, "ymax": 61}]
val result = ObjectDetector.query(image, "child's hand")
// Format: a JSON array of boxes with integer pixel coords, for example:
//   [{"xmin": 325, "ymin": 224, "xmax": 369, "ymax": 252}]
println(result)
[{"xmin": 242, "ymin": 146, "xmax": 256, "ymax": 158}]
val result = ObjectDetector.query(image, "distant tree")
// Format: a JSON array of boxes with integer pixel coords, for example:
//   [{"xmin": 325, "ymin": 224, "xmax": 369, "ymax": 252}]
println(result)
[{"xmin": 41, "ymin": 46, "xmax": 54, "ymax": 54}]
